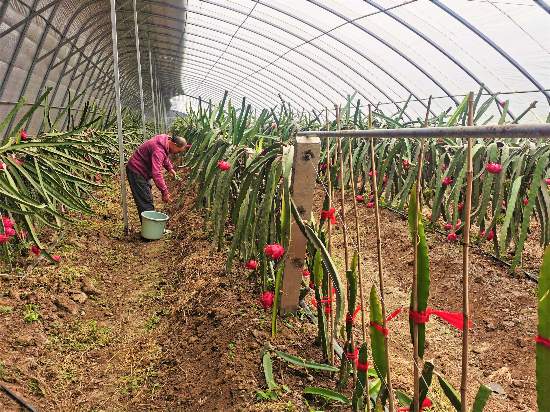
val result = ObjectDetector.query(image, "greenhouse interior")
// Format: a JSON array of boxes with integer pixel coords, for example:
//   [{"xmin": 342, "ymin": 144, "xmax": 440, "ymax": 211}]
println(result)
[{"xmin": 1, "ymin": 0, "xmax": 550, "ymax": 411}]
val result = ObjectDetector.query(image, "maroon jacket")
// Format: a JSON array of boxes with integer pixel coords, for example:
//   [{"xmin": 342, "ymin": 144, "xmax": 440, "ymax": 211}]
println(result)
[{"xmin": 127, "ymin": 134, "xmax": 174, "ymax": 196}]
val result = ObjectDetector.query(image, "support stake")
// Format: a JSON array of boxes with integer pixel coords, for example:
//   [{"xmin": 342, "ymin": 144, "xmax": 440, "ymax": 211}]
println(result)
[
  {"xmin": 280, "ymin": 135, "xmax": 321, "ymax": 314},
  {"xmin": 109, "ymin": 0, "xmax": 129, "ymax": 235}
]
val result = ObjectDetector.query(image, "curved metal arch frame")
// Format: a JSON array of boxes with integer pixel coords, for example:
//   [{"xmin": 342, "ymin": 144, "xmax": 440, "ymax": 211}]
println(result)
[
  {"xmin": 115, "ymin": 41, "xmax": 326, "ymax": 110},
  {"xmin": 183, "ymin": 42, "xmax": 328, "ymax": 109},
  {"xmin": 67, "ymin": 18, "xmax": 338, "ymax": 112},
  {"xmin": 149, "ymin": 59, "xmax": 281, "ymax": 109},
  {"xmin": 115, "ymin": 28, "xmax": 341, "ymax": 109},
  {"xmin": 85, "ymin": 35, "xmax": 302, "ymax": 111},
  {"xmin": 192, "ymin": 1, "xmax": 430, "ymax": 116},
  {"xmin": 361, "ymin": 0, "xmax": 517, "ymax": 119},
  {"xmin": 186, "ymin": 8, "xmax": 415, "ymax": 118},
  {"xmin": 93, "ymin": 44, "xmax": 282, "ymax": 110},
  {"xmin": 2, "ymin": 0, "xmax": 548, "ymax": 125},
  {"xmin": 180, "ymin": 59, "xmax": 288, "ymax": 108},
  {"xmin": 0, "ymin": 0, "xmax": 42, "ymax": 98},
  {"xmin": 432, "ymin": 0, "xmax": 549, "ymax": 105}
]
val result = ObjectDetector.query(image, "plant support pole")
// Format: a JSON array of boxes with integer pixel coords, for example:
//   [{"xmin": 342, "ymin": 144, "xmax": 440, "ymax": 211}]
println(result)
[
  {"xmin": 368, "ymin": 105, "xmax": 395, "ymax": 412},
  {"xmin": 109, "ymin": 0, "xmax": 129, "ymax": 235},
  {"xmin": 461, "ymin": 92, "xmax": 475, "ymax": 412},
  {"xmin": 325, "ymin": 108, "xmax": 335, "ymax": 365},
  {"xmin": 133, "ymin": 0, "xmax": 147, "ymax": 137},
  {"xmin": 412, "ymin": 96, "xmax": 432, "ymax": 412}
]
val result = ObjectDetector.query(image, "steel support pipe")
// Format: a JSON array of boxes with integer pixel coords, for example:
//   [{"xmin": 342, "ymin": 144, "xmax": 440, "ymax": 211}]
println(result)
[
  {"xmin": 297, "ymin": 124, "xmax": 550, "ymax": 140},
  {"xmin": 109, "ymin": 0, "xmax": 129, "ymax": 235}
]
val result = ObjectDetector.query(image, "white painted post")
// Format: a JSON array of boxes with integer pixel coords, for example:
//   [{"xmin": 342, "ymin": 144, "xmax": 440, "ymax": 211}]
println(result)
[
  {"xmin": 280, "ymin": 135, "xmax": 321, "ymax": 314},
  {"xmin": 109, "ymin": 0, "xmax": 129, "ymax": 235}
]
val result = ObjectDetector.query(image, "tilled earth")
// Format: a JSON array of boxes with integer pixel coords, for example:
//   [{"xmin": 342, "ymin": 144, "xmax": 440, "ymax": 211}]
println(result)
[{"xmin": 0, "ymin": 177, "xmax": 540, "ymax": 411}]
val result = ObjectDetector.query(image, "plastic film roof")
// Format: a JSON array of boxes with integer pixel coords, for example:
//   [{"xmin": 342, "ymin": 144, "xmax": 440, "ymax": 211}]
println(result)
[
  {"xmin": 176, "ymin": 0, "xmax": 550, "ymax": 122},
  {"xmin": 0, "ymin": 0, "xmax": 186, "ymax": 130},
  {"xmin": 1, "ymin": 0, "xmax": 549, "ymax": 127}
]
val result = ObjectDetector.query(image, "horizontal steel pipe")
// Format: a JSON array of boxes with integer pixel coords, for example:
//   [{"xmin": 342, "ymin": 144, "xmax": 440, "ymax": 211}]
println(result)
[{"xmin": 297, "ymin": 124, "xmax": 550, "ymax": 139}]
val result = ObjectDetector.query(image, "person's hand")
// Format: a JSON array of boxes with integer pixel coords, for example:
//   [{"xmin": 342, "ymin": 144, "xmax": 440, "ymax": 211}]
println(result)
[
  {"xmin": 162, "ymin": 192, "xmax": 172, "ymax": 203},
  {"xmin": 171, "ymin": 169, "xmax": 181, "ymax": 181}
]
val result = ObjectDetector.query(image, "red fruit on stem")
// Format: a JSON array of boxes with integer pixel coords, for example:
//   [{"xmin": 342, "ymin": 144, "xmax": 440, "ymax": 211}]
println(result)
[
  {"xmin": 486, "ymin": 230, "xmax": 494, "ymax": 241},
  {"xmin": 264, "ymin": 243, "xmax": 285, "ymax": 260},
  {"xmin": 5, "ymin": 227, "xmax": 16, "ymax": 237},
  {"xmin": 485, "ymin": 162, "xmax": 503, "ymax": 174},
  {"xmin": 367, "ymin": 202, "xmax": 374, "ymax": 209},
  {"xmin": 0, "ymin": 234, "xmax": 10, "ymax": 244},
  {"xmin": 2, "ymin": 217, "xmax": 13, "ymax": 228},
  {"xmin": 443, "ymin": 223, "xmax": 453, "ymax": 231},
  {"xmin": 402, "ymin": 159, "xmax": 410, "ymax": 170},
  {"xmin": 523, "ymin": 197, "xmax": 529, "ymax": 206},
  {"xmin": 383, "ymin": 174, "xmax": 388, "ymax": 184},
  {"xmin": 458, "ymin": 202, "xmax": 464, "ymax": 212},
  {"xmin": 545, "ymin": 178, "xmax": 550, "ymax": 185},
  {"xmin": 52, "ymin": 255, "xmax": 61, "ymax": 263},
  {"xmin": 217, "ymin": 160, "xmax": 231, "ymax": 171},
  {"xmin": 20, "ymin": 130, "xmax": 28, "ymax": 140},
  {"xmin": 368, "ymin": 170, "xmax": 377, "ymax": 177},
  {"xmin": 355, "ymin": 194, "xmax": 364, "ymax": 202},
  {"xmin": 302, "ymin": 268, "xmax": 311, "ymax": 277},
  {"xmin": 480, "ymin": 229, "xmax": 485, "ymax": 237},
  {"xmin": 31, "ymin": 245, "xmax": 41, "ymax": 256},
  {"xmin": 0, "ymin": 162, "xmax": 6, "ymax": 170},
  {"xmin": 447, "ymin": 232, "xmax": 458, "ymax": 242},
  {"xmin": 260, "ymin": 291, "xmax": 274, "ymax": 310},
  {"xmin": 245, "ymin": 259, "xmax": 258, "ymax": 270},
  {"xmin": 319, "ymin": 162, "xmax": 327, "ymax": 171},
  {"xmin": 455, "ymin": 219, "xmax": 462, "ymax": 229},
  {"xmin": 309, "ymin": 281, "xmax": 315, "ymax": 289},
  {"xmin": 442, "ymin": 176, "xmax": 453, "ymax": 186}
]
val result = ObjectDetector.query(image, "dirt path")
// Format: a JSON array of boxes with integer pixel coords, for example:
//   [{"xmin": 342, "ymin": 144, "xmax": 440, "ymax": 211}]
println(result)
[{"xmin": 0, "ymin": 179, "xmax": 540, "ymax": 411}]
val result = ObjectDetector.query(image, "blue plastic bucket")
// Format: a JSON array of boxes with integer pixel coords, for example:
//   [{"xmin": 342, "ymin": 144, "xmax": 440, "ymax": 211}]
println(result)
[{"xmin": 140, "ymin": 211, "xmax": 169, "ymax": 240}]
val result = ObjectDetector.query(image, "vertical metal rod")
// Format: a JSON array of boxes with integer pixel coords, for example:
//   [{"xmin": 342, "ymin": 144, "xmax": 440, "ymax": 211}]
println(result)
[
  {"xmin": 133, "ymin": 0, "xmax": 147, "ymax": 137},
  {"xmin": 368, "ymin": 105, "xmax": 395, "ymax": 412},
  {"xmin": 109, "ymin": 0, "xmax": 129, "ymax": 235},
  {"xmin": 461, "ymin": 92, "xmax": 474, "ymax": 412},
  {"xmin": 412, "ymin": 96, "xmax": 432, "ymax": 412},
  {"xmin": 148, "ymin": 39, "xmax": 157, "ymax": 133}
]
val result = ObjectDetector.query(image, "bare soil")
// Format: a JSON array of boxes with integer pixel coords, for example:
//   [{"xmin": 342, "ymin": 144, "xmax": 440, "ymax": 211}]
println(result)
[{"xmin": 0, "ymin": 177, "xmax": 541, "ymax": 411}]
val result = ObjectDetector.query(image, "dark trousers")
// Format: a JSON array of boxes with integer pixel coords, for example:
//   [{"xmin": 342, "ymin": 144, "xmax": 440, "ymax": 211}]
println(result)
[{"xmin": 126, "ymin": 165, "xmax": 154, "ymax": 221}]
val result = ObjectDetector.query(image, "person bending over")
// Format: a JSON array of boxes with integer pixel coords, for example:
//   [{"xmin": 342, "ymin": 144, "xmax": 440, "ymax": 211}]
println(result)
[{"xmin": 126, "ymin": 134, "xmax": 187, "ymax": 221}]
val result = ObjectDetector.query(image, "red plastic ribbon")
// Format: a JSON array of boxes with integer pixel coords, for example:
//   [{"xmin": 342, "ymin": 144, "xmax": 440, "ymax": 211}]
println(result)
[
  {"xmin": 320, "ymin": 208, "xmax": 336, "ymax": 224},
  {"xmin": 536, "ymin": 335, "xmax": 550, "ymax": 349},
  {"xmin": 345, "ymin": 305, "xmax": 361, "ymax": 325},
  {"xmin": 356, "ymin": 361, "xmax": 369, "ymax": 371},
  {"xmin": 409, "ymin": 308, "xmax": 472, "ymax": 330},
  {"xmin": 370, "ymin": 321, "xmax": 389, "ymax": 336},
  {"xmin": 370, "ymin": 307, "xmax": 403, "ymax": 336},
  {"xmin": 345, "ymin": 347, "xmax": 359, "ymax": 362}
]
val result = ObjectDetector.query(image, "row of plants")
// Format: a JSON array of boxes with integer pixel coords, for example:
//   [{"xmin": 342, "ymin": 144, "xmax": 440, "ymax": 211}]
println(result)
[
  {"xmin": 0, "ymin": 88, "xmax": 146, "ymax": 269},
  {"xmin": 174, "ymin": 90, "xmax": 549, "ymax": 410}
]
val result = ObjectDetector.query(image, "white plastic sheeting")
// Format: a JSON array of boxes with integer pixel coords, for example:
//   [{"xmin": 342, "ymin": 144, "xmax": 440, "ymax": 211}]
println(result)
[
  {"xmin": 0, "ymin": 0, "xmax": 548, "ymax": 127},
  {"xmin": 175, "ymin": 0, "xmax": 549, "ymax": 122}
]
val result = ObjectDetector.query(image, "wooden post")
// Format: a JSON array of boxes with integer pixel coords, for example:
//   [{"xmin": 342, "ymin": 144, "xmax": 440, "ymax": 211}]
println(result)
[{"xmin": 280, "ymin": 135, "xmax": 321, "ymax": 314}]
